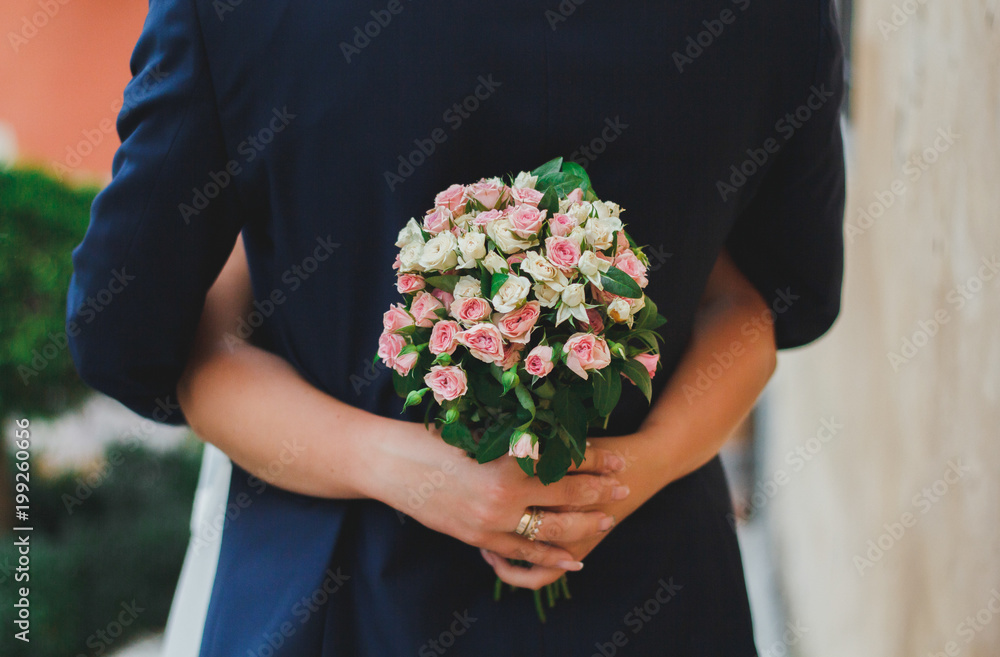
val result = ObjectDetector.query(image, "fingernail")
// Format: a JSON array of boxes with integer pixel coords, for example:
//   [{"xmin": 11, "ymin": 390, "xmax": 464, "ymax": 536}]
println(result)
[
  {"xmin": 607, "ymin": 455, "xmax": 626, "ymax": 472},
  {"xmin": 612, "ymin": 485, "xmax": 630, "ymax": 500},
  {"xmin": 556, "ymin": 560, "xmax": 584, "ymax": 571},
  {"xmin": 586, "ymin": 440, "xmax": 593, "ymax": 448},
  {"xmin": 599, "ymin": 515, "xmax": 615, "ymax": 531},
  {"xmin": 480, "ymin": 549, "xmax": 496, "ymax": 565}
]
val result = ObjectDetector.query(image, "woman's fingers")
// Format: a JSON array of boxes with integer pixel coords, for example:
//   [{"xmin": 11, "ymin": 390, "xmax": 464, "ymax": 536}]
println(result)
[
  {"xmin": 481, "ymin": 549, "xmax": 569, "ymax": 591},
  {"xmin": 530, "ymin": 510, "xmax": 614, "ymax": 544},
  {"xmin": 570, "ymin": 447, "xmax": 627, "ymax": 474},
  {"xmin": 487, "ymin": 533, "xmax": 584, "ymax": 571},
  {"xmin": 532, "ymin": 473, "xmax": 630, "ymax": 508}
]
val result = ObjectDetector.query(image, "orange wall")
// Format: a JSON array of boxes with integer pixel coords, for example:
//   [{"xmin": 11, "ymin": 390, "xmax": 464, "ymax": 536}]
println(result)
[{"xmin": 0, "ymin": 0, "xmax": 148, "ymax": 182}]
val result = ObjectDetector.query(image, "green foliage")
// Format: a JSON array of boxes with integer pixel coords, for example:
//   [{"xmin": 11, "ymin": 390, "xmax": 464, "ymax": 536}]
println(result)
[
  {"xmin": 0, "ymin": 440, "xmax": 202, "ymax": 657},
  {"xmin": 0, "ymin": 167, "xmax": 98, "ymax": 421}
]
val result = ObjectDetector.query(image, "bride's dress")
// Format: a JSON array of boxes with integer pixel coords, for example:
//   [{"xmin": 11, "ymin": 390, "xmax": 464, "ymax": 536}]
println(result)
[{"xmin": 161, "ymin": 445, "xmax": 232, "ymax": 656}]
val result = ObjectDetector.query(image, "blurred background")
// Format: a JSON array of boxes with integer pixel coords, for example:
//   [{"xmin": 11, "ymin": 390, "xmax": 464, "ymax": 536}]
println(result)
[{"xmin": 1, "ymin": 1, "xmax": 998, "ymax": 656}]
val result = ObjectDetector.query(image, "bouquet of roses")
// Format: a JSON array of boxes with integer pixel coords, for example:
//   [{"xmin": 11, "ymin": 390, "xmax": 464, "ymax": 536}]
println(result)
[
  {"xmin": 376, "ymin": 157, "xmax": 666, "ymax": 618},
  {"xmin": 376, "ymin": 157, "xmax": 666, "ymax": 483}
]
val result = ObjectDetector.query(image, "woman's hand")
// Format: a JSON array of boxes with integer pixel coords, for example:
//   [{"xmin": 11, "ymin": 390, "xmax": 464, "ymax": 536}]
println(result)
[
  {"xmin": 480, "ymin": 248, "xmax": 779, "ymax": 587},
  {"xmin": 361, "ymin": 421, "xmax": 631, "ymax": 585}
]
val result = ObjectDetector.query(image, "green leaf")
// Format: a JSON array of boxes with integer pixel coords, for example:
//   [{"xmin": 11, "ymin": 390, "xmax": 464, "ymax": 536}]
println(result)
[
  {"xmin": 561, "ymin": 161, "xmax": 592, "ymax": 192},
  {"xmin": 514, "ymin": 385, "xmax": 536, "ymax": 419},
  {"xmin": 537, "ymin": 187, "xmax": 559, "ymax": 216},
  {"xmin": 552, "ymin": 387, "xmax": 588, "ymax": 454},
  {"xmin": 531, "ymin": 157, "xmax": 564, "ymax": 179},
  {"xmin": 600, "ymin": 266, "xmax": 643, "ymax": 299},
  {"xmin": 591, "ymin": 368, "xmax": 622, "ymax": 417},
  {"xmin": 620, "ymin": 358, "xmax": 653, "ymax": 403},
  {"xmin": 479, "ymin": 262, "xmax": 492, "ymax": 299},
  {"xmin": 441, "ymin": 423, "xmax": 474, "ymax": 451},
  {"xmin": 392, "ymin": 370, "xmax": 423, "ymax": 398},
  {"xmin": 490, "ymin": 272, "xmax": 509, "ymax": 298},
  {"xmin": 477, "ymin": 415, "xmax": 517, "ymax": 463},
  {"xmin": 536, "ymin": 435, "xmax": 572, "ymax": 485},
  {"xmin": 424, "ymin": 274, "xmax": 460, "ymax": 293},
  {"xmin": 516, "ymin": 456, "xmax": 536, "ymax": 477}
]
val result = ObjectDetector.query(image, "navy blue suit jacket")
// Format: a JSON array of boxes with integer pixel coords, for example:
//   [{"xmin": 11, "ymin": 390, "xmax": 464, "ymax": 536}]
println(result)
[{"xmin": 68, "ymin": 0, "xmax": 845, "ymax": 654}]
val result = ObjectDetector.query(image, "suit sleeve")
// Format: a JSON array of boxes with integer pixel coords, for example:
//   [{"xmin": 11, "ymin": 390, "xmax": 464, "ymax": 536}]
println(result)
[
  {"xmin": 725, "ymin": 0, "xmax": 847, "ymax": 349},
  {"xmin": 67, "ymin": 0, "xmax": 243, "ymax": 424}
]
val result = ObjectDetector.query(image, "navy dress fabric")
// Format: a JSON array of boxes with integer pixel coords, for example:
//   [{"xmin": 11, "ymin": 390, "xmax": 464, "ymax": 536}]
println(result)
[{"xmin": 67, "ymin": 0, "xmax": 846, "ymax": 654}]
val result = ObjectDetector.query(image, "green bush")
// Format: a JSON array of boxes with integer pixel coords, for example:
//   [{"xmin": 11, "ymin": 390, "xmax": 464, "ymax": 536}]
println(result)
[
  {"xmin": 0, "ymin": 167, "xmax": 99, "ymax": 421},
  {"xmin": 0, "ymin": 440, "xmax": 202, "ymax": 657}
]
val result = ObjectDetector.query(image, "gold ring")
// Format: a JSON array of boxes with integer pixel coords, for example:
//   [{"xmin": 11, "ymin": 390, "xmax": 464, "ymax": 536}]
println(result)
[
  {"xmin": 514, "ymin": 509, "xmax": 534, "ymax": 537},
  {"xmin": 524, "ymin": 509, "xmax": 545, "ymax": 541}
]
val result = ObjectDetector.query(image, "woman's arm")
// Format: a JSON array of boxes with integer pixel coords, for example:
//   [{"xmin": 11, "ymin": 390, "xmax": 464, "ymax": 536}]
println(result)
[
  {"xmin": 177, "ymin": 237, "xmax": 628, "ymax": 578},
  {"xmin": 482, "ymin": 248, "xmax": 778, "ymax": 585}
]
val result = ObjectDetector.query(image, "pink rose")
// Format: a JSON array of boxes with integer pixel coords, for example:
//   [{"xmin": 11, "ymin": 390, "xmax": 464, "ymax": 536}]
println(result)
[
  {"xmin": 566, "ymin": 188, "xmax": 584, "ymax": 203},
  {"xmin": 562, "ymin": 332, "xmax": 612, "ymax": 380},
  {"xmin": 450, "ymin": 296, "xmax": 492, "ymax": 326},
  {"xmin": 579, "ymin": 308, "xmax": 605, "ymax": 333},
  {"xmin": 510, "ymin": 186, "xmax": 544, "ymax": 207},
  {"xmin": 423, "ymin": 206, "xmax": 453, "ymax": 234},
  {"xmin": 456, "ymin": 323, "xmax": 506, "ymax": 364},
  {"xmin": 499, "ymin": 342, "xmax": 524, "ymax": 370},
  {"xmin": 423, "ymin": 365, "xmax": 468, "ymax": 403},
  {"xmin": 393, "ymin": 350, "xmax": 419, "ymax": 376},
  {"xmin": 524, "ymin": 345, "xmax": 554, "ymax": 377},
  {"xmin": 549, "ymin": 213, "xmax": 578, "ymax": 237},
  {"xmin": 506, "ymin": 253, "xmax": 527, "ymax": 267},
  {"xmin": 615, "ymin": 250, "xmax": 648, "ymax": 288},
  {"xmin": 393, "ymin": 253, "xmax": 402, "ymax": 270},
  {"xmin": 508, "ymin": 204, "xmax": 545, "ymax": 237},
  {"xmin": 383, "ymin": 304, "xmax": 414, "ymax": 331},
  {"xmin": 471, "ymin": 208, "xmax": 503, "ymax": 227},
  {"xmin": 378, "ymin": 331, "xmax": 418, "ymax": 376},
  {"xmin": 410, "ymin": 291, "xmax": 443, "ymax": 328},
  {"xmin": 434, "ymin": 184, "xmax": 467, "ymax": 214},
  {"xmin": 545, "ymin": 236, "xmax": 581, "ymax": 271},
  {"xmin": 509, "ymin": 432, "xmax": 539, "ymax": 460},
  {"xmin": 633, "ymin": 353, "xmax": 659, "ymax": 379},
  {"xmin": 467, "ymin": 180, "xmax": 508, "ymax": 210},
  {"xmin": 614, "ymin": 230, "xmax": 630, "ymax": 255},
  {"xmin": 428, "ymin": 320, "xmax": 460, "ymax": 356},
  {"xmin": 396, "ymin": 274, "xmax": 425, "ymax": 294},
  {"xmin": 494, "ymin": 301, "xmax": 540, "ymax": 344},
  {"xmin": 431, "ymin": 287, "xmax": 455, "ymax": 309}
]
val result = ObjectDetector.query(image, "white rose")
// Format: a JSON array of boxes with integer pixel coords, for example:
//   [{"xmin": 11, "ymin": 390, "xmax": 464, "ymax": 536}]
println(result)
[
  {"xmin": 607, "ymin": 297, "xmax": 632, "ymax": 324},
  {"xmin": 492, "ymin": 274, "xmax": 531, "ymax": 313},
  {"xmin": 533, "ymin": 283, "xmax": 561, "ymax": 308},
  {"xmin": 567, "ymin": 226, "xmax": 587, "ymax": 246},
  {"xmin": 521, "ymin": 251, "xmax": 567, "ymax": 288},
  {"xmin": 457, "ymin": 231, "xmax": 487, "ymax": 269},
  {"xmin": 483, "ymin": 251, "xmax": 509, "ymax": 275},
  {"xmin": 487, "ymin": 219, "xmax": 533, "ymax": 254},
  {"xmin": 584, "ymin": 217, "xmax": 623, "ymax": 250},
  {"xmin": 399, "ymin": 242, "xmax": 425, "ymax": 272},
  {"xmin": 567, "ymin": 201, "xmax": 593, "ymax": 224},
  {"xmin": 627, "ymin": 294, "xmax": 646, "ymax": 313},
  {"xmin": 453, "ymin": 276, "xmax": 482, "ymax": 299},
  {"xmin": 578, "ymin": 250, "xmax": 611, "ymax": 279},
  {"xmin": 556, "ymin": 283, "xmax": 589, "ymax": 325},
  {"xmin": 418, "ymin": 232, "xmax": 459, "ymax": 271},
  {"xmin": 395, "ymin": 218, "xmax": 424, "ymax": 248},
  {"xmin": 513, "ymin": 171, "xmax": 537, "ymax": 189},
  {"xmin": 592, "ymin": 200, "xmax": 622, "ymax": 219}
]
